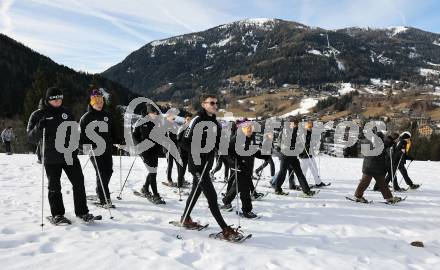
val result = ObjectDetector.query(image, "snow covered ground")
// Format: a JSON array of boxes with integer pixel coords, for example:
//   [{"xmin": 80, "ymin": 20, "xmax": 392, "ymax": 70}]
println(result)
[{"xmin": 1, "ymin": 153, "xmax": 440, "ymax": 270}]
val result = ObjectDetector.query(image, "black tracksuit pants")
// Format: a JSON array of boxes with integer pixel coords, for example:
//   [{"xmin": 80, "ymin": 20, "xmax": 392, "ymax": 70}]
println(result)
[
  {"xmin": 177, "ymin": 148, "xmax": 190, "ymax": 187},
  {"xmin": 182, "ymin": 158, "xmax": 228, "ymax": 229},
  {"xmin": 255, "ymin": 156, "xmax": 275, "ymax": 176},
  {"xmin": 222, "ymin": 170, "xmax": 253, "ymax": 213},
  {"xmin": 274, "ymin": 156, "xmax": 310, "ymax": 193},
  {"xmin": 141, "ymin": 151, "xmax": 159, "ymax": 195},
  {"xmin": 90, "ymin": 152, "xmax": 113, "ymax": 203},
  {"xmin": 45, "ymin": 156, "xmax": 89, "ymax": 217},
  {"xmin": 212, "ymin": 155, "xmax": 229, "ymax": 180}
]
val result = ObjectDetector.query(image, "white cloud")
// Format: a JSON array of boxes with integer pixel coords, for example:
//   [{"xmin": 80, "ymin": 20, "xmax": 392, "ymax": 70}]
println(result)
[
  {"xmin": 1, "ymin": 0, "xmax": 438, "ymax": 74},
  {"xmin": 0, "ymin": 0, "xmax": 14, "ymax": 34}
]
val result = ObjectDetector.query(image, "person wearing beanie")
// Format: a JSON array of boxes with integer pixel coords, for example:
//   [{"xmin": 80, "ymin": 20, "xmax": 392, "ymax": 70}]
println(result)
[
  {"xmin": 27, "ymin": 87, "xmax": 96, "ymax": 224},
  {"xmin": 80, "ymin": 88, "xmax": 123, "ymax": 208},
  {"xmin": 220, "ymin": 120, "xmax": 260, "ymax": 218},
  {"xmin": 132, "ymin": 103, "xmax": 165, "ymax": 204},
  {"xmin": 381, "ymin": 131, "xmax": 419, "ymax": 191},
  {"xmin": 353, "ymin": 132, "xmax": 403, "ymax": 204}
]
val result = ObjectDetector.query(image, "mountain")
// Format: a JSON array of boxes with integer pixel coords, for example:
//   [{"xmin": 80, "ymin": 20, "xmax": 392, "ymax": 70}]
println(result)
[
  {"xmin": 0, "ymin": 33, "xmax": 136, "ymax": 118},
  {"xmin": 102, "ymin": 18, "xmax": 440, "ymax": 100}
]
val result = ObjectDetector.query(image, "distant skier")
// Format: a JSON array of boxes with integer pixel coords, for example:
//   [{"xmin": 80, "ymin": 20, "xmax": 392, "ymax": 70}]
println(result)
[
  {"xmin": 1, "ymin": 126, "xmax": 15, "ymax": 155},
  {"xmin": 27, "ymin": 87, "xmax": 96, "ymax": 223}
]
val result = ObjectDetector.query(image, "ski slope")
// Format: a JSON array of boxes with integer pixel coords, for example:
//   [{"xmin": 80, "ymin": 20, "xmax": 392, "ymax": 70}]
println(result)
[{"xmin": 0, "ymin": 153, "xmax": 439, "ymax": 270}]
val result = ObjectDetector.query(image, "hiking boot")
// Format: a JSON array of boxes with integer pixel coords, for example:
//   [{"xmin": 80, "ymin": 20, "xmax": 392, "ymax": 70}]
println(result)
[
  {"xmin": 304, "ymin": 190, "xmax": 316, "ymax": 197},
  {"xmin": 252, "ymin": 192, "xmax": 265, "ymax": 200},
  {"xmin": 77, "ymin": 213, "xmax": 95, "ymax": 222},
  {"xmin": 410, "ymin": 184, "xmax": 420, "ymax": 190},
  {"xmin": 180, "ymin": 216, "xmax": 199, "ymax": 229},
  {"xmin": 220, "ymin": 203, "xmax": 232, "ymax": 210},
  {"xmin": 315, "ymin": 182, "xmax": 326, "ymax": 188},
  {"xmin": 140, "ymin": 187, "xmax": 153, "ymax": 197},
  {"xmin": 152, "ymin": 194, "xmax": 165, "ymax": 204},
  {"xmin": 387, "ymin": 196, "xmax": 403, "ymax": 204},
  {"xmin": 354, "ymin": 196, "xmax": 369, "ymax": 203},
  {"xmin": 394, "ymin": 187, "xmax": 406, "ymax": 192},
  {"xmin": 222, "ymin": 226, "xmax": 242, "ymax": 241},
  {"xmin": 242, "ymin": 211, "xmax": 258, "ymax": 219}
]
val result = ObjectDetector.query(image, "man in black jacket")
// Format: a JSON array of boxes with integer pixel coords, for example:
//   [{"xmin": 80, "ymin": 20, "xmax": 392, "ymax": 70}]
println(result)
[
  {"xmin": 273, "ymin": 117, "xmax": 314, "ymax": 196},
  {"xmin": 354, "ymin": 132, "xmax": 402, "ymax": 203},
  {"xmin": 133, "ymin": 104, "xmax": 165, "ymax": 204},
  {"xmin": 179, "ymin": 94, "xmax": 240, "ymax": 239},
  {"xmin": 27, "ymin": 87, "xmax": 95, "ymax": 223},
  {"xmin": 221, "ymin": 120, "xmax": 258, "ymax": 218},
  {"xmin": 80, "ymin": 89, "xmax": 121, "ymax": 207}
]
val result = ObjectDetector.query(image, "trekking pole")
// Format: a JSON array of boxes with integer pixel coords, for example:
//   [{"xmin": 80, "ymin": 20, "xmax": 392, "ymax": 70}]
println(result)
[
  {"xmin": 234, "ymin": 159, "xmax": 241, "ymax": 229},
  {"xmin": 40, "ymin": 128, "xmax": 46, "ymax": 229},
  {"xmin": 398, "ymin": 160, "xmax": 413, "ymax": 187},
  {"xmin": 119, "ymin": 148, "xmax": 122, "ymax": 191},
  {"xmin": 116, "ymin": 156, "xmax": 137, "ymax": 200},
  {"xmin": 177, "ymin": 162, "xmax": 209, "ymax": 239},
  {"xmin": 392, "ymin": 154, "xmax": 404, "ymax": 185},
  {"xmin": 389, "ymin": 148, "xmax": 395, "ymax": 192},
  {"xmin": 81, "ymin": 155, "xmax": 90, "ymax": 171},
  {"xmin": 217, "ymin": 172, "xmax": 234, "ymax": 196},
  {"xmin": 90, "ymin": 149, "xmax": 114, "ymax": 219}
]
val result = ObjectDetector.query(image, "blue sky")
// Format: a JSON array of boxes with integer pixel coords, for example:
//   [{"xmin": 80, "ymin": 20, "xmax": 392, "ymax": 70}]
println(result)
[{"xmin": 1, "ymin": 0, "xmax": 439, "ymax": 73}]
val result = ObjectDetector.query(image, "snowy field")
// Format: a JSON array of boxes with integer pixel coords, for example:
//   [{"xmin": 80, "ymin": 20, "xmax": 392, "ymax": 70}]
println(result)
[{"xmin": 1, "ymin": 153, "xmax": 440, "ymax": 270}]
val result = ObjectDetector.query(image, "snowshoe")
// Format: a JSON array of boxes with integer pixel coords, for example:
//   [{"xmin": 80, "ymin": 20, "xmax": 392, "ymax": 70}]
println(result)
[
  {"xmin": 209, "ymin": 227, "xmax": 252, "ymax": 243},
  {"xmin": 46, "ymin": 215, "xmax": 72, "ymax": 226},
  {"xmin": 238, "ymin": 211, "xmax": 260, "ymax": 219},
  {"xmin": 345, "ymin": 196, "xmax": 372, "ymax": 204},
  {"xmin": 93, "ymin": 201, "xmax": 116, "ymax": 209},
  {"xmin": 133, "ymin": 190, "xmax": 153, "ymax": 199},
  {"xmin": 170, "ymin": 218, "xmax": 209, "ymax": 231},
  {"xmin": 298, "ymin": 190, "xmax": 320, "ymax": 198},
  {"xmin": 251, "ymin": 192, "xmax": 268, "ymax": 201},
  {"xmin": 162, "ymin": 181, "xmax": 177, "ymax": 187},
  {"xmin": 410, "ymin": 184, "xmax": 421, "ymax": 190},
  {"xmin": 220, "ymin": 203, "xmax": 233, "ymax": 212},
  {"xmin": 151, "ymin": 194, "xmax": 166, "ymax": 205},
  {"xmin": 77, "ymin": 213, "xmax": 101, "ymax": 224},
  {"xmin": 384, "ymin": 196, "xmax": 406, "ymax": 205},
  {"xmin": 394, "ymin": 187, "xmax": 408, "ymax": 192},
  {"xmin": 311, "ymin": 182, "xmax": 331, "ymax": 188},
  {"xmin": 274, "ymin": 190, "xmax": 289, "ymax": 196}
]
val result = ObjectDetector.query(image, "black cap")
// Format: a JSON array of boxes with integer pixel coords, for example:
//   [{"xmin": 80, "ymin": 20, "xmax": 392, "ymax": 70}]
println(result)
[
  {"xmin": 46, "ymin": 87, "xmax": 63, "ymax": 101},
  {"xmin": 142, "ymin": 104, "xmax": 160, "ymax": 116}
]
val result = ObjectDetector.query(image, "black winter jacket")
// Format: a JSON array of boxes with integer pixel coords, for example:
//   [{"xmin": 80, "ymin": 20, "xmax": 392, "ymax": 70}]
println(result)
[{"xmin": 27, "ymin": 101, "xmax": 78, "ymax": 165}]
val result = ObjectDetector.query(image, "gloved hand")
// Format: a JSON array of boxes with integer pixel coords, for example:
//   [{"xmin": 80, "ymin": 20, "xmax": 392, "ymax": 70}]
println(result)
[{"xmin": 37, "ymin": 118, "xmax": 47, "ymax": 130}]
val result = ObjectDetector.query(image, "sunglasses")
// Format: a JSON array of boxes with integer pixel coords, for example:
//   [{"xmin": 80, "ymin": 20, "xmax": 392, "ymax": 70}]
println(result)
[{"xmin": 204, "ymin": 101, "xmax": 218, "ymax": 106}]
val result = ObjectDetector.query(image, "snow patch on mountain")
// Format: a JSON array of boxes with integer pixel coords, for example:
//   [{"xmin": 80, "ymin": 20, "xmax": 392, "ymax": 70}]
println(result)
[
  {"xmin": 387, "ymin": 26, "xmax": 408, "ymax": 37},
  {"xmin": 338, "ymin": 83, "xmax": 356, "ymax": 95},
  {"xmin": 420, "ymin": 68, "xmax": 440, "ymax": 76},
  {"xmin": 282, "ymin": 98, "xmax": 318, "ymax": 117}
]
